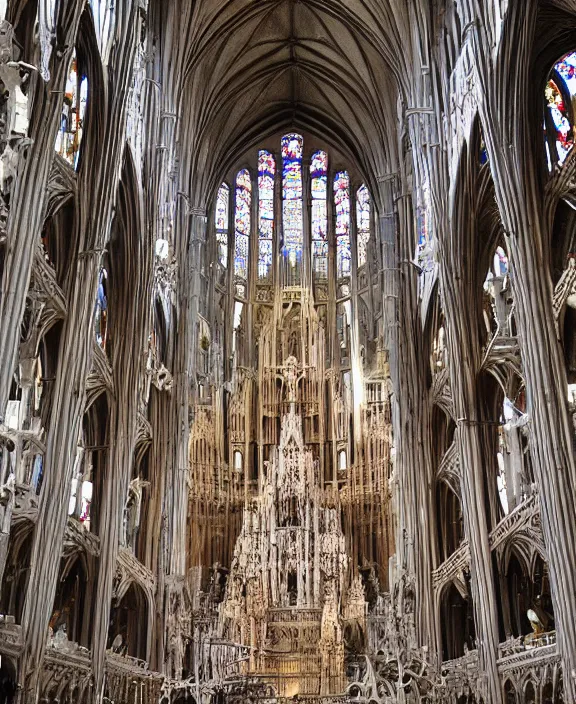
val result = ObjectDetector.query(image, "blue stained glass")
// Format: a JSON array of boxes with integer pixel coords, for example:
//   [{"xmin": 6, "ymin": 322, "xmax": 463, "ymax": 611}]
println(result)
[
  {"xmin": 259, "ymin": 199, "xmax": 274, "ymax": 222},
  {"xmin": 282, "ymin": 134, "xmax": 304, "ymax": 268},
  {"xmin": 334, "ymin": 171, "xmax": 350, "ymax": 278},
  {"xmin": 259, "ymin": 150, "xmax": 276, "ymax": 174},
  {"xmin": 258, "ymin": 150, "xmax": 275, "ymax": 279},
  {"xmin": 311, "ymin": 151, "xmax": 328, "ymax": 279},
  {"xmin": 234, "ymin": 169, "xmax": 251, "ymax": 279},
  {"xmin": 310, "ymin": 150, "xmax": 328, "ymax": 178},
  {"xmin": 556, "ymin": 52, "xmax": 576, "ymax": 94},
  {"xmin": 283, "ymin": 168, "xmax": 302, "ymax": 200},
  {"xmin": 281, "ymin": 134, "xmax": 303, "ymax": 161},
  {"xmin": 236, "ymin": 169, "xmax": 252, "ymax": 194},
  {"xmin": 546, "ymin": 52, "xmax": 576, "ymax": 166}
]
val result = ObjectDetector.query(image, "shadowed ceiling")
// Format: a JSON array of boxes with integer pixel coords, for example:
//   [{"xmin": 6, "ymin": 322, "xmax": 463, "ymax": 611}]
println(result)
[{"xmin": 179, "ymin": 0, "xmax": 412, "ymax": 206}]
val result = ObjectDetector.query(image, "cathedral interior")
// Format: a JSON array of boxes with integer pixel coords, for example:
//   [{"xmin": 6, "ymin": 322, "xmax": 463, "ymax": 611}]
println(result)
[{"xmin": 0, "ymin": 0, "xmax": 575, "ymax": 702}]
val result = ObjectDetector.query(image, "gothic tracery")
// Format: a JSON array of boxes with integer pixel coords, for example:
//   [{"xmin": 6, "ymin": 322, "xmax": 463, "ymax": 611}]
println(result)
[{"xmin": 0, "ymin": 1, "xmax": 570, "ymax": 704}]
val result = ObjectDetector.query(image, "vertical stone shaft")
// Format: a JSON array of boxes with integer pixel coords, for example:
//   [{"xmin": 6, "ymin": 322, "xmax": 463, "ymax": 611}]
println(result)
[
  {"xmin": 474, "ymin": 4, "xmax": 576, "ymax": 699},
  {"xmin": 381, "ymin": 174, "xmax": 437, "ymax": 650},
  {"xmin": 0, "ymin": 2, "xmax": 84, "ymax": 422},
  {"xmin": 18, "ymin": 5, "xmax": 138, "ymax": 698},
  {"xmin": 436, "ymin": 148, "xmax": 502, "ymax": 704}
]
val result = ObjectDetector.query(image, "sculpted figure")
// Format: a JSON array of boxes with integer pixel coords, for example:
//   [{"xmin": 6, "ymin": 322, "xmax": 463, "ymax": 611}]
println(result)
[{"xmin": 123, "ymin": 476, "xmax": 150, "ymax": 548}]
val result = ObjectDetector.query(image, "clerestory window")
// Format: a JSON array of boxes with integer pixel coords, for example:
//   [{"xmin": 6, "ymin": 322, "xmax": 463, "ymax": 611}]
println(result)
[{"xmin": 213, "ymin": 133, "xmax": 372, "ymax": 292}]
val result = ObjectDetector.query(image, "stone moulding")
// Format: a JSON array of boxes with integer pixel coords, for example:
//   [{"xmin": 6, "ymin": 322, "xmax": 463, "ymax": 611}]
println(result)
[
  {"xmin": 497, "ymin": 642, "xmax": 559, "ymax": 674},
  {"xmin": 432, "ymin": 540, "xmax": 470, "ymax": 593},
  {"xmin": 490, "ymin": 494, "xmax": 545, "ymax": 573},
  {"xmin": 116, "ymin": 546, "xmax": 156, "ymax": 600},
  {"xmin": 0, "ymin": 620, "xmax": 22, "ymax": 657},
  {"xmin": 86, "ymin": 340, "xmax": 115, "ymax": 408},
  {"xmin": 64, "ymin": 516, "xmax": 101, "ymax": 557}
]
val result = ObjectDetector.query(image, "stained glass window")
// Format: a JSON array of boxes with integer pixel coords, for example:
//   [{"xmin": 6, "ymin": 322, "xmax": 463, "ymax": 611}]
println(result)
[
  {"xmin": 356, "ymin": 185, "xmax": 370, "ymax": 268},
  {"xmin": 479, "ymin": 137, "xmax": 488, "ymax": 165},
  {"xmin": 55, "ymin": 51, "xmax": 88, "ymax": 169},
  {"xmin": 215, "ymin": 183, "xmax": 229, "ymax": 268},
  {"xmin": 234, "ymin": 169, "xmax": 252, "ymax": 281},
  {"xmin": 311, "ymin": 150, "xmax": 328, "ymax": 279},
  {"xmin": 258, "ymin": 150, "xmax": 275, "ymax": 279},
  {"xmin": 282, "ymin": 134, "xmax": 303, "ymax": 278},
  {"xmin": 334, "ymin": 171, "xmax": 351, "ymax": 279},
  {"xmin": 95, "ymin": 268, "xmax": 108, "ymax": 350},
  {"xmin": 546, "ymin": 52, "xmax": 576, "ymax": 166},
  {"xmin": 546, "ymin": 78, "xmax": 573, "ymax": 162}
]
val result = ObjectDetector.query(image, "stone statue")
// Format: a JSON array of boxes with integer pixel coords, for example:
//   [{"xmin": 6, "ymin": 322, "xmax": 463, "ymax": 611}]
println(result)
[{"xmin": 123, "ymin": 476, "xmax": 150, "ymax": 548}]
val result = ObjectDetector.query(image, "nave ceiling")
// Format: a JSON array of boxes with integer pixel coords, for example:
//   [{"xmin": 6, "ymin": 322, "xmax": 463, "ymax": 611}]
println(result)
[{"xmin": 176, "ymin": 0, "xmax": 416, "ymax": 207}]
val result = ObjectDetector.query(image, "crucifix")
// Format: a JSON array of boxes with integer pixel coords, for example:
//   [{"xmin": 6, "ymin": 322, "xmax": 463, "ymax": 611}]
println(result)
[{"xmin": 270, "ymin": 355, "xmax": 310, "ymax": 411}]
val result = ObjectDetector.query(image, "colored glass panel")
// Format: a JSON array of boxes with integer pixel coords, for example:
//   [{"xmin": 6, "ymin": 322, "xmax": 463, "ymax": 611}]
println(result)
[
  {"xmin": 311, "ymin": 150, "xmax": 328, "ymax": 279},
  {"xmin": 546, "ymin": 78, "xmax": 573, "ymax": 162},
  {"xmin": 334, "ymin": 171, "xmax": 351, "ymax": 278},
  {"xmin": 282, "ymin": 134, "xmax": 303, "ymax": 269},
  {"xmin": 356, "ymin": 185, "xmax": 370, "ymax": 267},
  {"xmin": 234, "ymin": 169, "xmax": 252, "ymax": 280},
  {"xmin": 545, "ymin": 52, "xmax": 576, "ymax": 165},
  {"xmin": 215, "ymin": 183, "xmax": 229, "ymax": 268},
  {"xmin": 556, "ymin": 52, "xmax": 576, "ymax": 94},
  {"xmin": 258, "ymin": 150, "xmax": 275, "ymax": 279}
]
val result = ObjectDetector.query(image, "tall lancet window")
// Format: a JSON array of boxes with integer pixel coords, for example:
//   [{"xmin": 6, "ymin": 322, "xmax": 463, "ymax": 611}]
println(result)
[
  {"xmin": 356, "ymin": 185, "xmax": 370, "ymax": 267},
  {"xmin": 234, "ymin": 169, "xmax": 251, "ymax": 283},
  {"xmin": 258, "ymin": 150, "xmax": 275, "ymax": 280},
  {"xmin": 215, "ymin": 183, "xmax": 229, "ymax": 268},
  {"xmin": 55, "ymin": 51, "xmax": 88, "ymax": 169},
  {"xmin": 310, "ymin": 151, "xmax": 328, "ymax": 280},
  {"xmin": 334, "ymin": 171, "xmax": 351, "ymax": 279},
  {"xmin": 88, "ymin": 0, "xmax": 111, "ymax": 53},
  {"xmin": 281, "ymin": 133, "xmax": 304, "ymax": 284}
]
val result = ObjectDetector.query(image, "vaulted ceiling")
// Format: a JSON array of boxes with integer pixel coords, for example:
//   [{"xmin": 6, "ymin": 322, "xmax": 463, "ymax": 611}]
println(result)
[{"xmin": 179, "ymin": 0, "xmax": 416, "ymax": 206}]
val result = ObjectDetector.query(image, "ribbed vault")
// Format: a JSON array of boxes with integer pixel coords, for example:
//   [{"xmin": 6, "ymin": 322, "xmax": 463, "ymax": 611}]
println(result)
[{"xmin": 180, "ymin": 0, "xmax": 406, "ymax": 206}]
